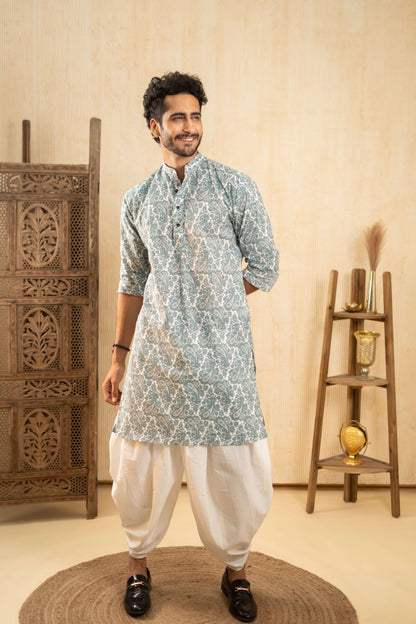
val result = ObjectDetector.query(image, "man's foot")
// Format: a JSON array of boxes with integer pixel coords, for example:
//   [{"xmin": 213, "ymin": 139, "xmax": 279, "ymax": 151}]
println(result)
[
  {"xmin": 221, "ymin": 569, "xmax": 257, "ymax": 622},
  {"xmin": 124, "ymin": 568, "xmax": 151, "ymax": 618}
]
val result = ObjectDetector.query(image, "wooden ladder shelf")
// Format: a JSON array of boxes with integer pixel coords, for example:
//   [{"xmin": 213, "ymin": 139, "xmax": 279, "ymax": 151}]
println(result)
[{"xmin": 306, "ymin": 268, "xmax": 400, "ymax": 517}]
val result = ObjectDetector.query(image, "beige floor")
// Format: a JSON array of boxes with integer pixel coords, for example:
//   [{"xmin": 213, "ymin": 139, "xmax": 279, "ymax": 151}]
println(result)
[{"xmin": 1, "ymin": 485, "xmax": 415, "ymax": 623}]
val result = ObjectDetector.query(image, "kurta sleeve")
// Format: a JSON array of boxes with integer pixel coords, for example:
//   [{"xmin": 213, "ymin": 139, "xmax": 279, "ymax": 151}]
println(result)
[
  {"xmin": 118, "ymin": 192, "xmax": 150, "ymax": 296},
  {"xmin": 231, "ymin": 176, "xmax": 279, "ymax": 292}
]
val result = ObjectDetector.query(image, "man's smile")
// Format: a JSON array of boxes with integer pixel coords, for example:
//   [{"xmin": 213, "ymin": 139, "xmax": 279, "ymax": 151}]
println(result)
[{"xmin": 177, "ymin": 135, "xmax": 198, "ymax": 142}]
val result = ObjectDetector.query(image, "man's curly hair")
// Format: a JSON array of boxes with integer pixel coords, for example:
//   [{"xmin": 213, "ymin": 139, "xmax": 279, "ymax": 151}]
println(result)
[{"xmin": 143, "ymin": 72, "xmax": 208, "ymax": 143}]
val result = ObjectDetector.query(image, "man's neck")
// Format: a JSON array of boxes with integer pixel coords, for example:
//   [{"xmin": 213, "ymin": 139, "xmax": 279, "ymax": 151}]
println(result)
[{"xmin": 162, "ymin": 151, "xmax": 198, "ymax": 183}]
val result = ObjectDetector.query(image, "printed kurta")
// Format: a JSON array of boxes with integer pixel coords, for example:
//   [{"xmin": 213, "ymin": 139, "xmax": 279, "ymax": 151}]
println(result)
[{"xmin": 112, "ymin": 153, "xmax": 279, "ymax": 446}]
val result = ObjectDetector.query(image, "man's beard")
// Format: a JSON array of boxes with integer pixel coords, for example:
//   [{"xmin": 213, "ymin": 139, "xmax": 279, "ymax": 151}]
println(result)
[{"xmin": 160, "ymin": 132, "xmax": 202, "ymax": 158}]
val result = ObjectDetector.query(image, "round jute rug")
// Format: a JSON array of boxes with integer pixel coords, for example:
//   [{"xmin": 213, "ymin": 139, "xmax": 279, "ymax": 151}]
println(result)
[{"xmin": 19, "ymin": 546, "xmax": 358, "ymax": 623}]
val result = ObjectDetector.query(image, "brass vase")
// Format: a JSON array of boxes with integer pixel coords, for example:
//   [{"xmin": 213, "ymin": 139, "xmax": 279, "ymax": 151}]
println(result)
[
  {"xmin": 366, "ymin": 270, "xmax": 377, "ymax": 313},
  {"xmin": 354, "ymin": 330, "xmax": 380, "ymax": 379}
]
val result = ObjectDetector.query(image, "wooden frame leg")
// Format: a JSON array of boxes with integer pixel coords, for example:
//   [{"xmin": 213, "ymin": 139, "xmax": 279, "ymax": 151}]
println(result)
[
  {"xmin": 306, "ymin": 465, "xmax": 319, "ymax": 514},
  {"xmin": 306, "ymin": 270, "xmax": 338, "ymax": 513},
  {"xmin": 383, "ymin": 272, "xmax": 400, "ymax": 518},
  {"xmin": 344, "ymin": 474, "xmax": 358, "ymax": 503}
]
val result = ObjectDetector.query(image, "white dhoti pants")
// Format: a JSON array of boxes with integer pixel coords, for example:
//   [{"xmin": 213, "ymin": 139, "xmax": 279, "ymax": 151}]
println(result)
[{"xmin": 109, "ymin": 433, "xmax": 273, "ymax": 571}]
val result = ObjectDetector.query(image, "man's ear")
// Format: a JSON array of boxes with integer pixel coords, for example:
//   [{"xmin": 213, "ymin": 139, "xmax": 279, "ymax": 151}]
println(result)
[{"xmin": 150, "ymin": 118, "xmax": 160, "ymax": 139}]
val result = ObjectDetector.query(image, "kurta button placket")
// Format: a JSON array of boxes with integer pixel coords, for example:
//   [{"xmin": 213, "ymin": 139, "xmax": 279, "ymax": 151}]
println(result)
[
  {"xmin": 174, "ymin": 196, "xmax": 183, "ymax": 231},
  {"xmin": 173, "ymin": 183, "xmax": 182, "ymax": 237},
  {"xmin": 173, "ymin": 174, "xmax": 185, "ymax": 236}
]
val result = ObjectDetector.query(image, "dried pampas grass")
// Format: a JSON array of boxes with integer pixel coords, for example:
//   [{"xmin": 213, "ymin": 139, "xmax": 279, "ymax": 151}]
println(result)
[{"xmin": 364, "ymin": 221, "xmax": 386, "ymax": 271}]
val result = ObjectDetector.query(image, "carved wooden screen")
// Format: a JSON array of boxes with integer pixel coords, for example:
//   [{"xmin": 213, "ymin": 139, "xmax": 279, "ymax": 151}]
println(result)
[{"xmin": 0, "ymin": 119, "xmax": 100, "ymax": 518}]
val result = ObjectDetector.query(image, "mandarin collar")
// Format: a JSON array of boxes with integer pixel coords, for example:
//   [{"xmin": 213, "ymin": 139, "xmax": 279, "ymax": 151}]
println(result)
[{"xmin": 162, "ymin": 152, "xmax": 203, "ymax": 183}]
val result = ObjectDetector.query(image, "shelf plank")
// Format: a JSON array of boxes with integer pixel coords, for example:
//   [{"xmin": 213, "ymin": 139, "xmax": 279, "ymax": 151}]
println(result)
[
  {"xmin": 326, "ymin": 374, "xmax": 388, "ymax": 387},
  {"xmin": 317, "ymin": 454, "xmax": 392, "ymax": 474},
  {"xmin": 333, "ymin": 311, "xmax": 386, "ymax": 320}
]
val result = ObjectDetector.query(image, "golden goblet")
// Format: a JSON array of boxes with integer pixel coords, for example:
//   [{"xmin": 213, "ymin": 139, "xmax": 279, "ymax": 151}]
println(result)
[
  {"xmin": 339, "ymin": 421, "xmax": 368, "ymax": 466},
  {"xmin": 354, "ymin": 330, "xmax": 380, "ymax": 379}
]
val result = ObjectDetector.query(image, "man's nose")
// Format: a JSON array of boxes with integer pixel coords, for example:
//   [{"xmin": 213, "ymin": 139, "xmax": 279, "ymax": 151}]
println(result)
[{"xmin": 182, "ymin": 116, "xmax": 194, "ymax": 132}]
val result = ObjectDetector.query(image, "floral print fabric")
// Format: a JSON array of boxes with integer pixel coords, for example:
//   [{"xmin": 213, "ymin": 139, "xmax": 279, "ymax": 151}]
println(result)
[{"xmin": 112, "ymin": 153, "xmax": 279, "ymax": 445}]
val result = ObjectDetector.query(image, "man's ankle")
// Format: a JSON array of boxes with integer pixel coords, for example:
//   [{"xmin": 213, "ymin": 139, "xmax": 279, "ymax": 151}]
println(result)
[
  {"xmin": 227, "ymin": 566, "xmax": 246, "ymax": 583},
  {"xmin": 129, "ymin": 555, "xmax": 147, "ymax": 577}
]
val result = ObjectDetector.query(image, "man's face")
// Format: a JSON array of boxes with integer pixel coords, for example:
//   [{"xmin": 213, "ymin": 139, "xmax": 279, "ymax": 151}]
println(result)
[{"xmin": 152, "ymin": 93, "xmax": 203, "ymax": 158}]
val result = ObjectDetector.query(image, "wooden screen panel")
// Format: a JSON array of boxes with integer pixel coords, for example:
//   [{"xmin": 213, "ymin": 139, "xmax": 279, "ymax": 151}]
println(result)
[{"xmin": 0, "ymin": 119, "xmax": 100, "ymax": 518}]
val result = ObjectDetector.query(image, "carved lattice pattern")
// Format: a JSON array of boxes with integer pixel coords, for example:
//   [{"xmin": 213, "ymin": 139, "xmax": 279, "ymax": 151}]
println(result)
[
  {"xmin": 0, "ymin": 408, "xmax": 10, "ymax": 472},
  {"xmin": 19, "ymin": 305, "xmax": 61, "ymax": 371},
  {"xmin": 20, "ymin": 407, "xmax": 61, "ymax": 471},
  {"xmin": 0, "ymin": 307, "xmax": 10, "ymax": 373},
  {"xmin": 0, "ymin": 378, "xmax": 88, "ymax": 400},
  {"xmin": 22, "ymin": 379, "xmax": 71, "ymax": 398},
  {"xmin": 0, "ymin": 172, "xmax": 89, "ymax": 194},
  {"xmin": 0, "ymin": 201, "xmax": 8, "ymax": 270},
  {"xmin": 22, "ymin": 307, "xmax": 59, "ymax": 369},
  {"xmin": 0, "ymin": 475, "xmax": 88, "ymax": 500},
  {"xmin": 71, "ymin": 406, "xmax": 87, "ymax": 468},
  {"xmin": 71, "ymin": 306, "xmax": 87, "ymax": 369},
  {"xmin": 18, "ymin": 201, "xmax": 61, "ymax": 269},
  {"xmin": 1, "ymin": 277, "xmax": 89, "ymax": 298},
  {"xmin": 70, "ymin": 203, "xmax": 88, "ymax": 269}
]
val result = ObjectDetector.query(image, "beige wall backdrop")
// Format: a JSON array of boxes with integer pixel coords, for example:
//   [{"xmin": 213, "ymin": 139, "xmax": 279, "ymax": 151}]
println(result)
[{"xmin": 1, "ymin": 0, "xmax": 415, "ymax": 484}]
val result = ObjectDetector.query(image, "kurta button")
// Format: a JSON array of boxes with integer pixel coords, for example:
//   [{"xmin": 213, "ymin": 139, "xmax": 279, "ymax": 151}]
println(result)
[
  {"xmin": 176, "ymin": 223, "xmax": 180, "ymax": 227},
  {"xmin": 176, "ymin": 205, "xmax": 180, "ymax": 209}
]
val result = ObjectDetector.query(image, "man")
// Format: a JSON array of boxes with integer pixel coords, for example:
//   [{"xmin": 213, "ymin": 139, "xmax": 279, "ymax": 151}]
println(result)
[{"xmin": 102, "ymin": 71, "xmax": 279, "ymax": 622}]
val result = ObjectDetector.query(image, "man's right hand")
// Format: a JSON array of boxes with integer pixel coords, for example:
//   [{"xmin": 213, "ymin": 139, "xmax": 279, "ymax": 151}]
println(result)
[
  {"xmin": 102, "ymin": 293, "xmax": 143, "ymax": 406},
  {"xmin": 102, "ymin": 362, "xmax": 126, "ymax": 406}
]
